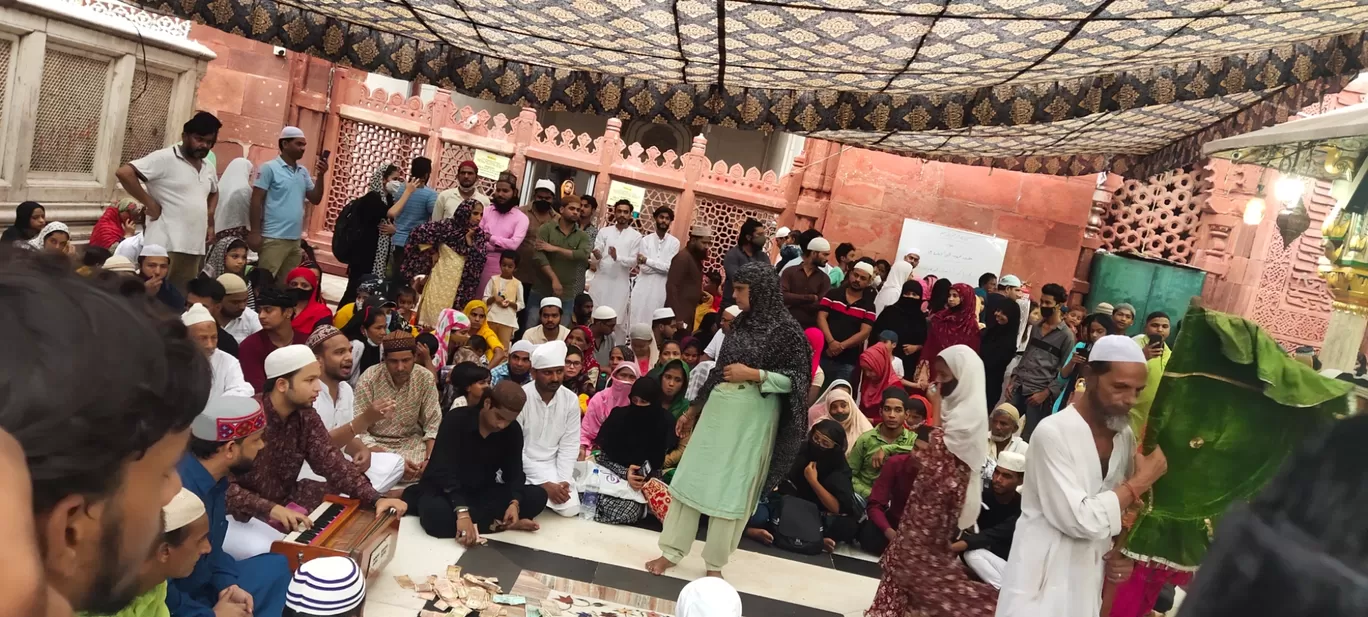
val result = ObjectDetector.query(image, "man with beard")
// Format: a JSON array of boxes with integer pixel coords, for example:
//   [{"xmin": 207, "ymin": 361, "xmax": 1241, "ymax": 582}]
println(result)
[
  {"xmin": 533, "ymin": 195, "xmax": 590, "ymax": 311},
  {"xmin": 2, "ymin": 258, "xmax": 207, "ymax": 615},
  {"xmin": 303, "ymin": 326, "xmax": 405, "ymax": 494},
  {"xmin": 433, "ymin": 160, "xmax": 489, "ymax": 221},
  {"xmin": 248, "ymin": 127, "xmax": 329, "ymax": 284},
  {"xmin": 954, "ymin": 450, "xmax": 1026, "ymax": 590},
  {"xmin": 589, "ymin": 306, "xmax": 618, "ymax": 368},
  {"xmin": 517, "ymin": 180, "xmax": 561, "ymax": 319},
  {"xmin": 223, "ymin": 346, "xmax": 408, "ymax": 559},
  {"xmin": 491, "ymin": 340, "xmax": 536, "ymax": 386},
  {"xmin": 139, "ymin": 244, "xmax": 185, "ymax": 312},
  {"xmin": 477, "ymin": 172, "xmax": 529, "ymax": 294},
  {"xmin": 185, "ymin": 277, "xmax": 238, "ymax": 358},
  {"xmin": 184, "ymin": 303, "xmax": 253, "ymax": 398},
  {"xmin": 521, "ymin": 297, "xmax": 570, "ymax": 344},
  {"xmin": 986, "ymin": 403, "xmax": 1028, "ymax": 474},
  {"xmin": 995, "ymin": 336, "xmax": 1168, "ymax": 617},
  {"xmin": 591, "ymin": 199, "xmax": 642, "ymax": 341},
  {"xmin": 519, "ymin": 341, "xmax": 582, "ymax": 517},
  {"xmin": 117, "ymin": 111, "xmax": 221, "ymax": 293},
  {"xmin": 665, "ymin": 224, "xmax": 713, "ymax": 334},
  {"xmin": 816, "ymin": 261, "xmax": 877, "ymax": 384},
  {"xmin": 216, "ymin": 274, "xmax": 261, "ymax": 344},
  {"xmin": 236, "ymin": 288, "xmax": 307, "ymax": 392},
  {"xmin": 721, "ymin": 218, "xmax": 769, "ymax": 307},
  {"xmin": 170, "ymin": 396, "xmax": 290, "ymax": 617},
  {"xmin": 628, "ymin": 206, "xmax": 679, "ymax": 330},
  {"xmin": 780, "ymin": 236, "xmax": 832, "ymax": 329}
]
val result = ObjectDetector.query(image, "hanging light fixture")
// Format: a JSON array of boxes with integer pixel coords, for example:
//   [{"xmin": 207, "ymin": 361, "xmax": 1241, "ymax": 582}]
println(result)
[{"xmin": 1274, "ymin": 175, "xmax": 1306, "ymax": 205}]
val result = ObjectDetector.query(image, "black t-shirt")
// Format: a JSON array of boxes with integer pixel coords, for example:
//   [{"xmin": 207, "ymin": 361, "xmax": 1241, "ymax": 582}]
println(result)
[{"xmin": 818, "ymin": 286, "xmax": 877, "ymax": 365}]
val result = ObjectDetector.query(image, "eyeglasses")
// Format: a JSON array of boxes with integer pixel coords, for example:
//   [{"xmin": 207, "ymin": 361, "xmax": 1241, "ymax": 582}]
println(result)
[{"xmin": 812, "ymin": 433, "xmax": 837, "ymax": 449}]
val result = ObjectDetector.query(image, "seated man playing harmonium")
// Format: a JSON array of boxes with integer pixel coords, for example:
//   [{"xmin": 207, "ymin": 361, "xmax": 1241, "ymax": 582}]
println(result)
[{"xmin": 222, "ymin": 345, "xmax": 408, "ymax": 560}]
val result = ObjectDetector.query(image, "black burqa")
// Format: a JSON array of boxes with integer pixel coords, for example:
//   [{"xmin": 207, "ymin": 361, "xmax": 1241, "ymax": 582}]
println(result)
[
  {"xmin": 979, "ymin": 294, "xmax": 1022, "ymax": 406},
  {"xmin": 694, "ymin": 261, "xmax": 812, "ymax": 494},
  {"xmin": 597, "ymin": 376, "xmax": 675, "ymax": 473},
  {"xmin": 872, "ymin": 281, "xmax": 928, "ymax": 368},
  {"xmin": 781, "ymin": 419, "xmax": 856, "ymax": 516}
]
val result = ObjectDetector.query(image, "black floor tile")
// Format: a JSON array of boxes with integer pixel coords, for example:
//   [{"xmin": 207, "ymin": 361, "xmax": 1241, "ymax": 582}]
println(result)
[
  {"xmin": 453, "ymin": 544, "xmax": 522, "ymax": 595},
  {"xmin": 593, "ymin": 563, "xmax": 689, "ymax": 602},
  {"xmin": 695, "ymin": 514, "xmax": 835, "ymax": 568},
  {"xmin": 831, "ymin": 553, "xmax": 883, "ymax": 578},
  {"xmin": 483, "ymin": 540, "xmax": 600, "ymax": 584},
  {"xmin": 736, "ymin": 592, "xmax": 842, "ymax": 617}
]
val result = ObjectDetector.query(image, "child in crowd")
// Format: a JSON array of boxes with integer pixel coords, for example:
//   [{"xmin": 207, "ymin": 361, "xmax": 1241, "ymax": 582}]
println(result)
[
  {"xmin": 392, "ymin": 285, "xmax": 420, "ymax": 332},
  {"xmin": 483, "ymin": 249, "xmax": 524, "ymax": 347}
]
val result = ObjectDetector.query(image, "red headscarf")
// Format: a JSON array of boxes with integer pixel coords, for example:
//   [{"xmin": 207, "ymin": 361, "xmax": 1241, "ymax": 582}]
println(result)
[
  {"xmin": 573, "ymin": 325, "xmax": 600, "ymax": 375},
  {"xmin": 286, "ymin": 267, "xmax": 333, "ymax": 336},
  {"xmin": 805, "ymin": 327, "xmax": 824, "ymax": 379},
  {"xmin": 920, "ymin": 282, "xmax": 981, "ymax": 364},
  {"xmin": 858, "ymin": 342, "xmax": 902, "ymax": 420}
]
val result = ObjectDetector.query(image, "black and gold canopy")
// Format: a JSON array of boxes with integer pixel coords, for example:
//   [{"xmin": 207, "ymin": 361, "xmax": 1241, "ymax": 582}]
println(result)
[{"xmin": 138, "ymin": 0, "xmax": 1368, "ymax": 177}]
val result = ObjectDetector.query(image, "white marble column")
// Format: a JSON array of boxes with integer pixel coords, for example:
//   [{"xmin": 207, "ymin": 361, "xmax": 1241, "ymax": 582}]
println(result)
[{"xmin": 1321, "ymin": 304, "xmax": 1368, "ymax": 372}]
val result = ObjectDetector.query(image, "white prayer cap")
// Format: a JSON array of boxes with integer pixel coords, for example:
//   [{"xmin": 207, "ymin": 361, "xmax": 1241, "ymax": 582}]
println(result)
[
  {"xmin": 218, "ymin": 273, "xmax": 248, "ymax": 295},
  {"xmin": 723, "ymin": 305, "xmax": 742, "ymax": 318},
  {"xmin": 775, "ymin": 226, "xmax": 790, "ymax": 239},
  {"xmin": 279, "ymin": 126, "xmax": 306, "ymax": 139},
  {"xmin": 999, "ymin": 274, "xmax": 1022, "ymax": 287},
  {"xmin": 531, "ymin": 340, "xmax": 567, "ymax": 369},
  {"xmin": 676, "ymin": 577, "xmax": 743, "ymax": 617},
  {"xmin": 192, "ymin": 395, "xmax": 265, "ymax": 441},
  {"xmin": 807, "ymin": 237, "xmax": 831, "ymax": 252},
  {"xmin": 265, "ymin": 344, "xmax": 316, "ymax": 379},
  {"xmin": 103, "ymin": 255, "xmax": 137, "ymax": 273},
  {"xmin": 509, "ymin": 340, "xmax": 537, "ymax": 357},
  {"xmin": 534, "ymin": 179, "xmax": 555, "ymax": 193},
  {"xmin": 285, "ymin": 556, "xmax": 366, "ymax": 616},
  {"xmin": 652, "ymin": 307, "xmax": 675, "ymax": 321},
  {"xmin": 139, "ymin": 244, "xmax": 169, "ymax": 259},
  {"xmin": 540, "ymin": 296, "xmax": 562, "ymax": 310},
  {"xmin": 592, "ymin": 306, "xmax": 618, "ymax": 321},
  {"xmin": 182, "ymin": 303, "xmax": 215, "ymax": 327},
  {"xmin": 1090, "ymin": 335, "xmax": 1148, "ymax": 364},
  {"xmin": 1094, "ymin": 302, "xmax": 1115, "ymax": 316},
  {"xmin": 997, "ymin": 450, "xmax": 1027, "ymax": 473},
  {"xmin": 163, "ymin": 487, "xmax": 206, "ymax": 533},
  {"xmin": 689, "ymin": 223, "xmax": 713, "ymax": 238},
  {"xmin": 906, "ymin": 247, "xmax": 920, "ymax": 256},
  {"xmin": 629, "ymin": 323, "xmax": 653, "ymax": 341},
  {"xmin": 853, "ymin": 261, "xmax": 875, "ymax": 275}
]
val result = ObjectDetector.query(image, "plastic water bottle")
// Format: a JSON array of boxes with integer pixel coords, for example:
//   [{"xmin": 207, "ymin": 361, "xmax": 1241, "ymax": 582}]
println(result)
[{"xmin": 579, "ymin": 469, "xmax": 600, "ymax": 521}]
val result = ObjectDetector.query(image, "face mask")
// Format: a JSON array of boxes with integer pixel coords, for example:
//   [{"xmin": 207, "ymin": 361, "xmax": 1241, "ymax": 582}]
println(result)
[
  {"xmin": 1040, "ymin": 306, "xmax": 1056, "ymax": 320},
  {"xmin": 386, "ymin": 180, "xmax": 404, "ymax": 200},
  {"xmin": 533, "ymin": 199, "xmax": 552, "ymax": 211}
]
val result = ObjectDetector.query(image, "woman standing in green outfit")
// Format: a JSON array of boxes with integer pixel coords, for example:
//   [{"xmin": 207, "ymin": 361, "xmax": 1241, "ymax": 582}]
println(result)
[{"xmin": 647, "ymin": 262, "xmax": 813, "ymax": 577}]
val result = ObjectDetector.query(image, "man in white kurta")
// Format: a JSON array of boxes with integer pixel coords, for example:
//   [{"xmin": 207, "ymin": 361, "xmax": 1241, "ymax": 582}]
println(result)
[
  {"xmin": 303, "ymin": 325, "xmax": 405, "ymax": 493},
  {"xmin": 520, "ymin": 341, "xmax": 582, "ymax": 517},
  {"xmin": 185, "ymin": 304, "xmax": 254, "ymax": 397},
  {"xmin": 995, "ymin": 336, "xmax": 1167, "ymax": 617},
  {"xmin": 592, "ymin": 200, "xmax": 642, "ymax": 345},
  {"xmin": 628, "ymin": 206, "xmax": 680, "ymax": 329}
]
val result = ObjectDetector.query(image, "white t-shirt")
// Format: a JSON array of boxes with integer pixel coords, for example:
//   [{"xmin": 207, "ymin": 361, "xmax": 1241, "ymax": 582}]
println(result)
[
  {"xmin": 130, "ymin": 146, "xmax": 218, "ymax": 255},
  {"xmin": 892, "ymin": 357, "xmax": 905, "ymax": 378},
  {"xmin": 314, "ymin": 381, "xmax": 355, "ymax": 431},
  {"xmin": 704, "ymin": 331, "xmax": 725, "ymax": 360},
  {"xmin": 224, "ymin": 308, "xmax": 262, "ymax": 343}
]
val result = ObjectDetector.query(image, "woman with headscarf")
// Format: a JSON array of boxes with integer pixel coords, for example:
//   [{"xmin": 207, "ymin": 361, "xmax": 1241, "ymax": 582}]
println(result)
[
  {"xmin": 431, "ymin": 307, "xmax": 471, "ymax": 372},
  {"xmin": 27, "ymin": 222, "xmax": 70, "ymax": 254},
  {"xmin": 203, "ymin": 235, "xmax": 256, "ymax": 309},
  {"xmin": 403, "ymin": 198, "xmax": 490, "ymax": 329},
  {"xmin": 89, "ymin": 197, "xmax": 141, "ymax": 250},
  {"xmin": 594, "ymin": 376, "xmax": 676, "ymax": 524},
  {"xmin": 873, "ymin": 259, "xmax": 916, "ymax": 317},
  {"xmin": 745, "ymin": 419, "xmax": 860, "ymax": 551},
  {"xmin": 581, "ymin": 362, "xmax": 640, "ymax": 452},
  {"xmin": 647, "ymin": 261, "xmax": 812, "ymax": 578},
  {"xmin": 858, "ymin": 343, "xmax": 902, "ymax": 421},
  {"xmin": 921, "ymin": 282, "xmax": 982, "ymax": 372},
  {"xmin": 338, "ymin": 163, "xmax": 403, "ymax": 307},
  {"xmin": 213, "ymin": 158, "xmax": 254, "ymax": 243},
  {"xmin": 868, "ymin": 345, "xmax": 996, "ymax": 617},
  {"xmin": 2, "ymin": 201, "xmax": 45, "ymax": 244},
  {"xmin": 460, "ymin": 299, "xmax": 507, "ymax": 366},
  {"xmin": 808, "ymin": 386, "xmax": 871, "ymax": 456},
  {"xmin": 648, "ymin": 358, "xmax": 692, "ymax": 421},
  {"xmin": 566, "ymin": 326, "xmax": 600, "ymax": 392},
  {"xmin": 807, "ymin": 378, "xmax": 854, "ymax": 427},
  {"xmin": 979, "ymin": 293, "xmax": 1023, "ymax": 406},
  {"xmin": 343, "ymin": 301, "xmax": 389, "ymax": 388},
  {"xmin": 927, "ymin": 277, "xmax": 951, "ymax": 313},
  {"xmin": 285, "ymin": 267, "xmax": 333, "ymax": 336},
  {"xmin": 873, "ymin": 279, "xmax": 929, "ymax": 369}
]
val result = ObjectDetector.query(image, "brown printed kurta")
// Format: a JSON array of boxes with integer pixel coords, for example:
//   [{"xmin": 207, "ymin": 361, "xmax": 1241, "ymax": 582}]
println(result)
[{"xmin": 353, "ymin": 363, "xmax": 443, "ymax": 465}]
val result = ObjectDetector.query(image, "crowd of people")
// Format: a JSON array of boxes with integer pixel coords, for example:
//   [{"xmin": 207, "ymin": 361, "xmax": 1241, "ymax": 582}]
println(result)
[{"xmin": 6, "ymin": 107, "xmax": 1293, "ymax": 617}]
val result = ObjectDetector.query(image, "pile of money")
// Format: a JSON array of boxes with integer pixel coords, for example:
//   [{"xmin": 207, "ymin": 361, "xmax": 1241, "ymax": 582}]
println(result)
[{"xmin": 398, "ymin": 566, "xmax": 527, "ymax": 616}]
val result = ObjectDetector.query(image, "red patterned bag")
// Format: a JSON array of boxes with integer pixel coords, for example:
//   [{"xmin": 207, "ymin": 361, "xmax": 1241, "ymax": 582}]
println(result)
[{"xmin": 642, "ymin": 478, "xmax": 672, "ymax": 521}]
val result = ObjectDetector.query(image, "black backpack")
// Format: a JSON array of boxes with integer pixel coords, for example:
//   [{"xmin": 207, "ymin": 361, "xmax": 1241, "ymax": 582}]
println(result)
[
  {"xmin": 768, "ymin": 495, "xmax": 824, "ymax": 555},
  {"xmin": 330, "ymin": 196, "xmax": 370, "ymax": 265}
]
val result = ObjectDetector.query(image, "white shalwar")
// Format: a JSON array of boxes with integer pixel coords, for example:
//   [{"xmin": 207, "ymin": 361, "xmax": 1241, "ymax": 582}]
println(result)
[
  {"xmin": 592, "ymin": 225, "xmax": 641, "ymax": 343},
  {"xmin": 299, "ymin": 381, "xmax": 405, "ymax": 493},
  {"xmin": 995, "ymin": 406, "xmax": 1134, "ymax": 617},
  {"xmin": 628, "ymin": 231, "xmax": 680, "ymax": 328},
  {"xmin": 210, "ymin": 349, "xmax": 254, "ymax": 397},
  {"xmin": 518, "ymin": 382, "xmax": 582, "ymax": 517}
]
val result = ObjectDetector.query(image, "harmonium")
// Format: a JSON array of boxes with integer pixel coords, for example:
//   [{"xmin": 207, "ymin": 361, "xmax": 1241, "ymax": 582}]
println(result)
[{"xmin": 270, "ymin": 495, "xmax": 400, "ymax": 578}]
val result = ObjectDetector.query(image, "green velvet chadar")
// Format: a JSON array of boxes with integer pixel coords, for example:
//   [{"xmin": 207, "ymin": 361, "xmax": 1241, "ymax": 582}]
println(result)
[{"xmin": 1123, "ymin": 307, "xmax": 1350, "ymax": 570}]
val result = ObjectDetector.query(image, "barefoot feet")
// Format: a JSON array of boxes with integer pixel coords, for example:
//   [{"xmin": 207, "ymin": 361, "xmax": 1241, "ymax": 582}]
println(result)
[
  {"xmin": 645, "ymin": 556, "xmax": 676, "ymax": 576},
  {"xmin": 507, "ymin": 518, "xmax": 540, "ymax": 532},
  {"xmin": 744, "ymin": 528, "xmax": 774, "ymax": 545},
  {"xmin": 823, "ymin": 537, "xmax": 836, "ymax": 553}
]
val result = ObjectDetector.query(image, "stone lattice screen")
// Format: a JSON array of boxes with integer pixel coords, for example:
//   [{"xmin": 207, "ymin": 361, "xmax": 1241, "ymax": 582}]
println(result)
[
  {"xmin": 694, "ymin": 194, "xmax": 778, "ymax": 274},
  {"xmin": 31, "ymin": 48, "xmax": 108, "ymax": 175},
  {"xmin": 323, "ymin": 118, "xmax": 428, "ymax": 231},
  {"xmin": 596, "ymin": 184, "xmax": 682, "ymax": 237},
  {"xmin": 0, "ymin": 39, "xmax": 10, "ymax": 158},
  {"xmin": 1100, "ymin": 168, "xmax": 1206, "ymax": 264},
  {"xmin": 435, "ymin": 141, "xmax": 497, "ymax": 198},
  {"xmin": 120, "ymin": 70, "xmax": 175, "ymax": 166}
]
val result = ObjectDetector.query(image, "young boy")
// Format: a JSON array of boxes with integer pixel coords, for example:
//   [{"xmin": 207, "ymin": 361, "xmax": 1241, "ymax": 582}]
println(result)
[
  {"xmin": 483, "ymin": 249, "xmax": 524, "ymax": 347},
  {"xmin": 392, "ymin": 285, "xmax": 420, "ymax": 333},
  {"xmin": 282, "ymin": 556, "xmax": 366, "ymax": 617},
  {"xmin": 847, "ymin": 387, "xmax": 918, "ymax": 500}
]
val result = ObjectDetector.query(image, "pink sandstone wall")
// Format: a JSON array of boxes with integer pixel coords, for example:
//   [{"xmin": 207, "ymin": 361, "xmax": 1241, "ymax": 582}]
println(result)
[{"xmin": 819, "ymin": 147, "xmax": 1098, "ymax": 289}]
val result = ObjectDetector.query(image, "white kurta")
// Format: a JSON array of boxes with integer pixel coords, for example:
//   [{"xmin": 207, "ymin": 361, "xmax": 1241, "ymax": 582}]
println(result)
[
  {"xmin": 210, "ymin": 349, "xmax": 254, "ymax": 397},
  {"xmin": 592, "ymin": 225, "xmax": 641, "ymax": 343},
  {"xmin": 995, "ymin": 407, "xmax": 1134, "ymax": 617},
  {"xmin": 628, "ymin": 231, "xmax": 680, "ymax": 328},
  {"xmin": 300, "ymin": 380, "xmax": 405, "ymax": 493},
  {"xmin": 518, "ymin": 382, "xmax": 583, "ymax": 516},
  {"xmin": 224, "ymin": 308, "xmax": 262, "ymax": 343}
]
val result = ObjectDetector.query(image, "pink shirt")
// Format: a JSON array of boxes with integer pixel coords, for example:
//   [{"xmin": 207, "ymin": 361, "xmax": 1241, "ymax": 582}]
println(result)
[{"xmin": 478, "ymin": 206, "xmax": 529, "ymax": 291}]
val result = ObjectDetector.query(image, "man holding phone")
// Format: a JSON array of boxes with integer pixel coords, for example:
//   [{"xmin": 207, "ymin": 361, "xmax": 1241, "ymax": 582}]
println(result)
[
  {"xmin": 1127, "ymin": 311, "xmax": 1173, "ymax": 436},
  {"xmin": 250, "ymin": 126, "xmax": 329, "ymax": 283}
]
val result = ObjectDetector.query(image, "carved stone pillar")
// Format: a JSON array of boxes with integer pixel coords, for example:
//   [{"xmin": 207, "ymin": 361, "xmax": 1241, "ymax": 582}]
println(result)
[{"xmin": 1071, "ymin": 175, "xmax": 1118, "ymax": 308}]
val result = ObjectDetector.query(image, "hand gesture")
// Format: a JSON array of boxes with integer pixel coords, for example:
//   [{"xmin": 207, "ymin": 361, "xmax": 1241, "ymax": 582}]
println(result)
[
  {"xmin": 122, "ymin": 217, "xmax": 137, "ymax": 238},
  {"xmin": 608, "ymin": 246, "xmax": 617, "ymax": 260},
  {"xmin": 143, "ymin": 274, "xmax": 164, "ymax": 296},
  {"xmin": 375, "ymin": 497, "xmax": 408, "ymax": 517},
  {"xmin": 1143, "ymin": 342, "xmax": 1163, "ymax": 361},
  {"xmin": 803, "ymin": 461, "xmax": 820, "ymax": 485},
  {"xmin": 1131, "ymin": 445, "xmax": 1168, "ymax": 489},
  {"xmin": 626, "ymin": 465, "xmax": 646, "ymax": 491},
  {"xmin": 825, "ymin": 341, "xmax": 843, "ymax": 357},
  {"xmin": 722, "ymin": 363, "xmax": 757, "ymax": 383},
  {"xmin": 206, "ymin": 226, "xmax": 216, "ymax": 246},
  {"xmin": 379, "ymin": 221, "xmax": 396, "ymax": 236},
  {"xmin": 592, "ymin": 249, "xmax": 602, "ymax": 260},
  {"xmin": 362, "ymin": 399, "xmax": 396, "ymax": 426},
  {"xmin": 315, "ymin": 155, "xmax": 330, "ymax": 176},
  {"xmin": 676, "ymin": 411, "xmax": 696, "ymax": 438},
  {"xmin": 871, "ymin": 447, "xmax": 888, "ymax": 470},
  {"xmin": 269, "ymin": 505, "xmax": 312, "ymax": 533},
  {"xmin": 456, "ymin": 512, "xmax": 480, "ymax": 548},
  {"xmin": 218, "ymin": 585, "xmax": 254, "ymax": 613},
  {"xmin": 405, "ymin": 178, "xmax": 424, "ymax": 194},
  {"xmin": 213, "ymin": 595, "xmax": 249, "ymax": 617},
  {"xmin": 578, "ymin": 445, "xmax": 589, "ymax": 462}
]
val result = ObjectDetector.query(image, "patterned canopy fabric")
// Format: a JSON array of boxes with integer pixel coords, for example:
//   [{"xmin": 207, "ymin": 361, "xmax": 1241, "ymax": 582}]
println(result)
[{"xmin": 137, "ymin": 0, "xmax": 1368, "ymax": 176}]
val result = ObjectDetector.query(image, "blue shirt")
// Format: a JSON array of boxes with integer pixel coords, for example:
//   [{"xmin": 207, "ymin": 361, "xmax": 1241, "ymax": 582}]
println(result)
[
  {"xmin": 253, "ymin": 157, "xmax": 315, "ymax": 240},
  {"xmin": 392, "ymin": 186, "xmax": 437, "ymax": 247},
  {"xmin": 168, "ymin": 455, "xmax": 240, "ymax": 617}
]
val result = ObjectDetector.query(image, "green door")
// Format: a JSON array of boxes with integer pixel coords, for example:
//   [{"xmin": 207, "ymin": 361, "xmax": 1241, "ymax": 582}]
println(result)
[{"xmin": 1086, "ymin": 253, "xmax": 1206, "ymax": 340}]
